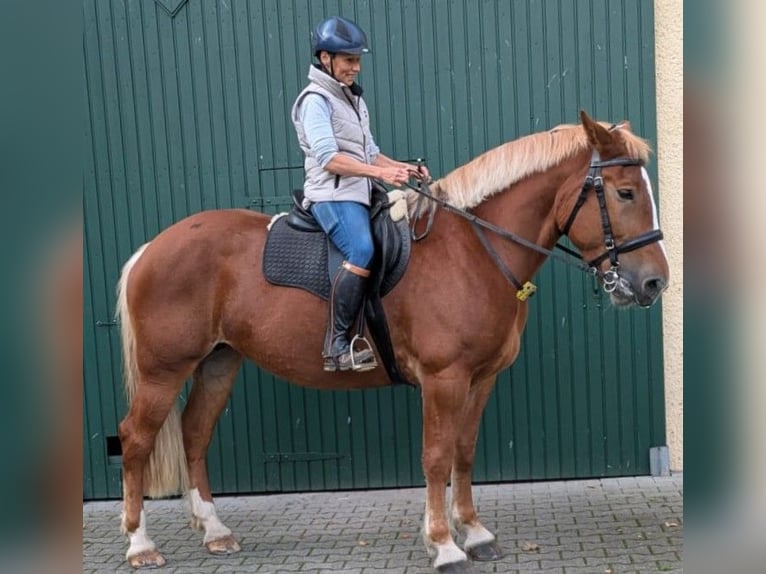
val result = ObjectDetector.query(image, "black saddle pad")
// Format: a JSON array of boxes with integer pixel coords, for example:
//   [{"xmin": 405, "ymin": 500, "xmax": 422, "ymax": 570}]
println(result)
[
  {"xmin": 263, "ymin": 216, "xmax": 330, "ymax": 299},
  {"xmin": 262, "ymin": 207, "xmax": 411, "ymax": 301}
]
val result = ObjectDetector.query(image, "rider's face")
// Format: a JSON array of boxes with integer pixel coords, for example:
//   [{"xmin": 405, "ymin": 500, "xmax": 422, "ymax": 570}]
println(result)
[{"xmin": 321, "ymin": 52, "xmax": 361, "ymax": 87}]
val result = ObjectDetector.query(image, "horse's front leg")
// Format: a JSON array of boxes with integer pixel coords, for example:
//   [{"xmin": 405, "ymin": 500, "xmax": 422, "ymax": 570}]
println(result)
[
  {"xmin": 182, "ymin": 346, "xmax": 244, "ymax": 555},
  {"xmin": 450, "ymin": 375, "xmax": 502, "ymax": 561},
  {"xmin": 421, "ymin": 373, "xmax": 472, "ymax": 572}
]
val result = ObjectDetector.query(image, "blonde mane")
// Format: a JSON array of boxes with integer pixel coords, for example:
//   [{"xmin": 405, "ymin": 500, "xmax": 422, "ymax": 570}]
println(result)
[{"xmin": 411, "ymin": 122, "xmax": 651, "ymax": 214}]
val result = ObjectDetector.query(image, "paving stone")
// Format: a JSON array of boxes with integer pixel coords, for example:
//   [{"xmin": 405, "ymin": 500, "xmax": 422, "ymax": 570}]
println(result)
[
  {"xmin": 83, "ymin": 475, "xmax": 683, "ymax": 573},
  {"xmin": 560, "ymin": 548, "xmax": 607, "ymax": 560}
]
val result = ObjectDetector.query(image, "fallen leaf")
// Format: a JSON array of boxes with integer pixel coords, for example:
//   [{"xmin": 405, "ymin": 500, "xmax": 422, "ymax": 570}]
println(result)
[
  {"xmin": 358, "ymin": 539, "xmax": 369, "ymax": 546},
  {"xmin": 663, "ymin": 520, "xmax": 680, "ymax": 528},
  {"xmin": 521, "ymin": 541, "xmax": 540, "ymax": 552},
  {"xmin": 604, "ymin": 568, "xmax": 615, "ymax": 574}
]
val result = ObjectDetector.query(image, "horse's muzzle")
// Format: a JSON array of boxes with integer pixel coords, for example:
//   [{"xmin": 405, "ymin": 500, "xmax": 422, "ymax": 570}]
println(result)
[
  {"xmin": 609, "ymin": 270, "xmax": 668, "ymax": 308},
  {"xmin": 640, "ymin": 275, "xmax": 668, "ymax": 305}
]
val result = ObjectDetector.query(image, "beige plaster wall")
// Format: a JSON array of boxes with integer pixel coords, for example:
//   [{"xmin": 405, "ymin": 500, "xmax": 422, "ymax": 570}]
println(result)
[{"xmin": 653, "ymin": 0, "xmax": 683, "ymax": 471}]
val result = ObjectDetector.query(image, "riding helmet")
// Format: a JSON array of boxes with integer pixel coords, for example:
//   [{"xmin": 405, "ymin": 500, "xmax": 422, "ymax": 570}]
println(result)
[{"xmin": 311, "ymin": 16, "xmax": 370, "ymax": 57}]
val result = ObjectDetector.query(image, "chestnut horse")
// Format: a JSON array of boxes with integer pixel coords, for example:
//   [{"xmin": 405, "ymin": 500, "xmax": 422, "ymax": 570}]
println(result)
[{"xmin": 116, "ymin": 111, "xmax": 668, "ymax": 572}]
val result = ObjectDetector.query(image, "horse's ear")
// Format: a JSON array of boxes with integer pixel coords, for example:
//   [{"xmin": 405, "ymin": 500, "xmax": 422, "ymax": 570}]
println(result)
[{"xmin": 580, "ymin": 109, "xmax": 617, "ymax": 155}]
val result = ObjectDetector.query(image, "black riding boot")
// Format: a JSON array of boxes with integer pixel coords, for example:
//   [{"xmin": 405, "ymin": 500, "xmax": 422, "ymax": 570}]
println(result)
[{"xmin": 323, "ymin": 262, "xmax": 377, "ymax": 372}]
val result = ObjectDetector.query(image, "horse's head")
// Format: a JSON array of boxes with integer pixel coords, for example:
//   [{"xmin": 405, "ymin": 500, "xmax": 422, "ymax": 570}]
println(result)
[{"xmin": 558, "ymin": 110, "xmax": 669, "ymax": 308}]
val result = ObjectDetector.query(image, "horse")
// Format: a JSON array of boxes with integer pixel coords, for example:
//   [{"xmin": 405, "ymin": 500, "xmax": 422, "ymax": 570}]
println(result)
[{"xmin": 115, "ymin": 111, "xmax": 669, "ymax": 572}]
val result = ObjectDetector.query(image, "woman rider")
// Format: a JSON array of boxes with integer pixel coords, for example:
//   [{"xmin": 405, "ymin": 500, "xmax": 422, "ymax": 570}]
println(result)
[{"xmin": 291, "ymin": 16, "xmax": 428, "ymax": 372}]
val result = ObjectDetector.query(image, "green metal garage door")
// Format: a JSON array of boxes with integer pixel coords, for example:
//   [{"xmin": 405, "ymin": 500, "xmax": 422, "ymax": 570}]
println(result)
[{"xmin": 83, "ymin": 0, "xmax": 664, "ymax": 500}]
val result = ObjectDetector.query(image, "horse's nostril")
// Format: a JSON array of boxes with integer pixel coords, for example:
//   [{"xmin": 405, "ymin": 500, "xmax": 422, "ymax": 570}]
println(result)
[{"xmin": 643, "ymin": 276, "xmax": 666, "ymax": 297}]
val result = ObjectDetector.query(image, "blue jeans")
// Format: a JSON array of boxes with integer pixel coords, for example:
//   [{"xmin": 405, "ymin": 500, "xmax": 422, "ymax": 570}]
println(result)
[{"xmin": 311, "ymin": 201, "xmax": 374, "ymax": 269}]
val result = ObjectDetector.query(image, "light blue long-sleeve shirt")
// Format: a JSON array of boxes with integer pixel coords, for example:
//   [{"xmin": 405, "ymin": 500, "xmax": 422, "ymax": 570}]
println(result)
[{"xmin": 298, "ymin": 93, "xmax": 380, "ymax": 167}]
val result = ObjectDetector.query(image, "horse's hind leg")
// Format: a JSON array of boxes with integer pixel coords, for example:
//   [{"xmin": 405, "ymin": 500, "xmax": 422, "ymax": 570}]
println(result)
[
  {"xmin": 120, "ymin": 368, "xmax": 192, "ymax": 568},
  {"xmin": 182, "ymin": 345, "xmax": 244, "ymax": 555},
  {"xmin": 450, "ymin": 375, "xmax": 502, "ymax": 561}
]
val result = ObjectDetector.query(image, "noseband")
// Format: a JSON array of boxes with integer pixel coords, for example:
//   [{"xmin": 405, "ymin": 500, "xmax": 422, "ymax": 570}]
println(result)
[{"xmin": 559, "ymin": 154, "xmax": 664, "ymax": 293}]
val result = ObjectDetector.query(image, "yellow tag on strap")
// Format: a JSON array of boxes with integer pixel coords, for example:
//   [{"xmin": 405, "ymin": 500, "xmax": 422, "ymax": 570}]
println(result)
[{"xmin": 516, "ymin": 281, "xmax": 537, "ymax": 301}]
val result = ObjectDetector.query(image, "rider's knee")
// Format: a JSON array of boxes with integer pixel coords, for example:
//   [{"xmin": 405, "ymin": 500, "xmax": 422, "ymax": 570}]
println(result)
[{"xmin": 347, "ymin": 238, "xmax": 374, "ymax": 269}]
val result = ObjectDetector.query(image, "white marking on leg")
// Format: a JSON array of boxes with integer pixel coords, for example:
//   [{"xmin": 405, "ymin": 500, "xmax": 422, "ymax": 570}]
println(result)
[
  {"xmin": 123, "ymin": 510, "xmax": 156, "ymax": 559},
  {"xmin": 423, "ymin": 498, "xmax": 468, "ymax": 568},
  {"xmin": 641, "ymin": 167, "xmax": 667, "ymax": 257},
  {"xmin": 450, "ymin": 502, "xmax": 496, "ymax": 551},
  {"xmin": 189, "ymin": 488, "xmax": 232, "ymax": 544},
  {"xmin": 462, "ymin": 523, "xmax": 496, "ymax": 550},
  {"xmin": 432, "ymin": 540, "xmax": 468, "ymax": 568}
]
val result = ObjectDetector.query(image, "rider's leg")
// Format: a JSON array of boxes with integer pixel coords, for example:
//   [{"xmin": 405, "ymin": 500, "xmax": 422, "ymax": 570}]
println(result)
[
  {"xmin": 310, "ymin": 200, "xmax": 374, "ymax": 269},
  {"xmin": 311, "ymin": 201, "xmax": 376, "ymax": 371}
]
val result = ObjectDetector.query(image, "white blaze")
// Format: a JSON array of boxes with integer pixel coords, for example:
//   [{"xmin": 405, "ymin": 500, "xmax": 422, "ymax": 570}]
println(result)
[{"xmin": 641, "ymin": 167, "xmax": 667, "ymax": 257}]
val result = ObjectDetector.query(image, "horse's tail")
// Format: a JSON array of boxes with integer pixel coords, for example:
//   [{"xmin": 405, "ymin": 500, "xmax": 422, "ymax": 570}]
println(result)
[{"xmin": 116, "ymin": 243, "xmax": 189, "ymax": 499}]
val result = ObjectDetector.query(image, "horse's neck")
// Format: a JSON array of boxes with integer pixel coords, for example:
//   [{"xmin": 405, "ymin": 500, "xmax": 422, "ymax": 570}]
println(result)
[{"xmin": 470, "ymin": 153, "xmax": 584, "ymax": 282}]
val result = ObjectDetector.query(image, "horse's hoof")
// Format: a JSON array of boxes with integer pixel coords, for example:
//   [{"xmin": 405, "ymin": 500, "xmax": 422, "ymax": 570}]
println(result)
[
  {"xmin": 467, "ymin": 540, "xmax": 502, "ymax": 561},
  {"xmin": 206, "ymin": 534, "xmax": 241, "ymax": 555},
  {"xmin": 436, "ymin": 560, "xmax": 474, "ymax": 573},
  {"xmin": 128, "ymin": 549, "xmax": 166, "ymax": 569}
]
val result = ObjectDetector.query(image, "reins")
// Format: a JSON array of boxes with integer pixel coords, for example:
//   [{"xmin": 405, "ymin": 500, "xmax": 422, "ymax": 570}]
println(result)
[
  {"xmin": 399, "ymin": 153, "xmax": 664, "ymax": 300},
  {"xmin": 403, "ymin": 178, "xmax": 592, "ymax": 300}
]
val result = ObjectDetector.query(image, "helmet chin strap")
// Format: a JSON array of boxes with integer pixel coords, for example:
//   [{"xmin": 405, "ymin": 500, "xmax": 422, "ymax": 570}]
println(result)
[
  {"xmin": 319, "ymin": 53, "xmax": 338, "ymax": 81},
  {"xmin": 328, "ymin": 54, "xmax": 339, "ymax": 82}
]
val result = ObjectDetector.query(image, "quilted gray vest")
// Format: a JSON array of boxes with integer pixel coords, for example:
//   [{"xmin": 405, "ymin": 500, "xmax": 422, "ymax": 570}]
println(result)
[{"xmin": 292, "ymin": 65, "xmax": 374, "ymax": 205}]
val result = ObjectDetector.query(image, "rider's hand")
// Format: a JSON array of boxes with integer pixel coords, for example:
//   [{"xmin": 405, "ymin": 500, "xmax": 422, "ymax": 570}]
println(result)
[
  {"xmin": 414, "ymin": 164, "xmax": 432, "ymax": 183},
  {"xmin": 377, "ymin": 166, "xmax": 411, "ymax": 187}
]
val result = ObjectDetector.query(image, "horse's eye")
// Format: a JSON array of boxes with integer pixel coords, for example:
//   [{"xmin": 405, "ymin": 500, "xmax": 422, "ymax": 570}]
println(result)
[{"xmin": 617, "ymin": 188, "xmax": 634, "ymax": 201}]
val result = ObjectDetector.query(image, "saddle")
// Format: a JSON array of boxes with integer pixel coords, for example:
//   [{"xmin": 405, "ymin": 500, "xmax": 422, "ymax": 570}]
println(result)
[{"xmin": 263, "ymin": 187, "xmax": 413, "ymax": 386}]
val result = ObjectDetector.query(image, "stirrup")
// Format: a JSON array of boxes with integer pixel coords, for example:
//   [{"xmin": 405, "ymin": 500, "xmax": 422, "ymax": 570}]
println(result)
[
  {"xmin": 349, "ymin": 335, "xmax": 377, "ymax": 371},
  {"xmin": 323, "ymin": 336, "xmax": 378, "ymax": 372}
]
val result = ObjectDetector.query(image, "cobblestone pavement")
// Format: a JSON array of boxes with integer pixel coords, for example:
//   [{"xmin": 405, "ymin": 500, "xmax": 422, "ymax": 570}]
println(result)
[{"xmin": 83, "ymin": 474, "xmax": 682, "ymax": 573}]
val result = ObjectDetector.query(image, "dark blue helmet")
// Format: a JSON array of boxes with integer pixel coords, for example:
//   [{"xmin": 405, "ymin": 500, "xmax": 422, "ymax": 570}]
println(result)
[{"xmin": 311, "ymin": 16, "xmax": 370, "ymax": 57}]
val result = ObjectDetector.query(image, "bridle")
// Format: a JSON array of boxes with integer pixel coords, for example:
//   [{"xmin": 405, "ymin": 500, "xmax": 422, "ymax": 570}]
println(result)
[
  {"xmin": 557, "ymin": 152, "xmax": 664, "ymax": 293},
  {"xmin": 403, "ymin": 151, "xmax": 664, "ymax": 299}
]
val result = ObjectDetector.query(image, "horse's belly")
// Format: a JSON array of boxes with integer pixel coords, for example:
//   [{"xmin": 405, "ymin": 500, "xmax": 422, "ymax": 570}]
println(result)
[{"xmin": 226, "ymin": 293, "xmax": 398, "ymax": 391}]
